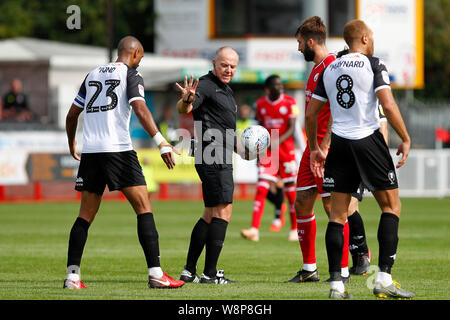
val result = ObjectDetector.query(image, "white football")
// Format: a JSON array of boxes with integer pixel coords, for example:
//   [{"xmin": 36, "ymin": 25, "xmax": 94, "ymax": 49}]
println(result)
[{"xmin": 241, "ymin": 125, "xmax": 270, "ymax": 154}]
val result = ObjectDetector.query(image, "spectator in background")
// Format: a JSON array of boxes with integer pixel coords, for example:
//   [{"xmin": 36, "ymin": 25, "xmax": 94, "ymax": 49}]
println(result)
[
  {"xmin": 158, "ymin": 105, "xmax": 178, "ymax": 145},
  {"xmin": 236, "ymin": 104, "xmax": 254, "ymax": 133},
  {"xmin": 141, "ymin": 156, "xmax": 159, "ymax": 198},
  {"xmin": 2, "ymin": 78, "xmax": 33, "ymax": 122}
]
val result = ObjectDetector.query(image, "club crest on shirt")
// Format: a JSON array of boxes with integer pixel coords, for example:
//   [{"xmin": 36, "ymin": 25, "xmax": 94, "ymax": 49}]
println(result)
[{"xmin": 279, "ymin": 106, "xmax": 288, "ymax": 115}]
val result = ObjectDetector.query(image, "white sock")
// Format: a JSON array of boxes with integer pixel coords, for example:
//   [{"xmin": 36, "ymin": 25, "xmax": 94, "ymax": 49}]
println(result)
[
  {"xmin": 330, "ymin": 280, "xmax": 345, "ymax": 293},
  {"xmin": 341, "ymin": 267, "xmax": 349, "ymax": 278},
  {"xmin": 303, "ymin": 263, "xmax": 317, "ymax": 272},
  {"xmin": 67, "ymin": 265, "xmax": 80, "ymax": 281},
  {"xmin": 376, "ymin": 271, "xmax": 393, "ymax": 286},
  {"xmin": 149, "ymin": 267, "xmax": 164, "ymax": 279}
]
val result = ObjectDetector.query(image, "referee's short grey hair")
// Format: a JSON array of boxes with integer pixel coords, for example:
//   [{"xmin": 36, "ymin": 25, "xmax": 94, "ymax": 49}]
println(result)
[{"xmin": 215, "ymin": 46, "xmax": 238, "ymax": 58}]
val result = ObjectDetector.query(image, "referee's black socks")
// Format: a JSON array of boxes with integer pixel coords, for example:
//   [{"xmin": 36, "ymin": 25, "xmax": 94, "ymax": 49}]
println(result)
[
  {"xmin": 204, "ymin": 217, "xmax": 228, "ymax": 278},
  {"xmin": 67, "ymin": 217, "xmax": 91, "ymax": 267},
  {"xmin": 185, "ymin": 218, "xmax": 209, "ymax": 274},
  {"xmin": 137, "ymin": 212, "xmax": 161, "ymax": 268},
  {"xmin": 377, "ymin": 212, "xmax": 399, "ymax": 273}
]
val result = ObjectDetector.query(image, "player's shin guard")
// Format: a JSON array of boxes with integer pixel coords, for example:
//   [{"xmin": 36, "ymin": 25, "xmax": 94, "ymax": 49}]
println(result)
[
  {"xmin": 377, "ymin": 213, "xmax": 399, "ymax": 274},
  {"xmin": 326, "ymin": 222, "xmax": 344, "ymax": 280},
  {"xmin": 185, "ymin": 218, "xmax": 209, "ymax": 274},
  {"xmin": 297, "ymin": 213, "xmax": 316, "ymax": 265},
  {"xmin": 137, "ymin": 212, "xmax": 160, "ymax": 268},
  {"xmin": 67, "ymin": 217, "xmax": 91, "ymax": 267},
  {"xmin": 204, "ymin": 217, "xmax": 228, "ymax": 278},
  {"xmin": 251, "ymin": 181, "xmax": 270, "ymax": 229}
]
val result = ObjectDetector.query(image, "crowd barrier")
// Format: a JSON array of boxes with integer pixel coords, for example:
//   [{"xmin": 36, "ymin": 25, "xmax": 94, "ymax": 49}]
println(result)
[{"xmin": 0, "ymin": 148, "xmax": 449, "ymax": 202}]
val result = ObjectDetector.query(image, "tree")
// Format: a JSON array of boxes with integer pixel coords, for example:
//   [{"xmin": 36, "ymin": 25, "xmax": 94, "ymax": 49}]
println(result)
[
  {"xmin": 0, "ymin": 0, "xmax": 155, "ymax": 51},
  {"xmin": 414, "ymin": 0, "xmax": 450, "ymax": 100}
]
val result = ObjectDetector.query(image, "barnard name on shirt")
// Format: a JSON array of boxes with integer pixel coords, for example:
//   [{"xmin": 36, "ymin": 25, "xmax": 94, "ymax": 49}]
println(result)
[{"xmin": 329, "ymin": 60, "xmax": 365, "ymax": 71}]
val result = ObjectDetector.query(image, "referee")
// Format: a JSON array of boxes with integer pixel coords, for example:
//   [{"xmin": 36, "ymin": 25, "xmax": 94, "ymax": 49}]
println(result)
[{"xmin": 176, "ymin": 46, "xmax": 240, "ymax": 284}]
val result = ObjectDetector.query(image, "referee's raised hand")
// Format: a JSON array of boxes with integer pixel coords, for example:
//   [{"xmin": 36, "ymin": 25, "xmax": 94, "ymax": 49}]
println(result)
[{"xmin": 175, "ymin": 75, "xmax": 199, "ymax": 111}]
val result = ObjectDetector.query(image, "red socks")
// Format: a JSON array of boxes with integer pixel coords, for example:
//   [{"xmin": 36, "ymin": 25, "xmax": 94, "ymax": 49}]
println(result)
[
  {"xmin": 251, "ymin": 181, "xmax": 270, "ymax": 229},
  {"xmin": 297, "ymin": 213, "xmax": 317, "ymax": 264},
  {"xmin": 297, "ymin": 214, "xmax": 349, "ymax": 269}
]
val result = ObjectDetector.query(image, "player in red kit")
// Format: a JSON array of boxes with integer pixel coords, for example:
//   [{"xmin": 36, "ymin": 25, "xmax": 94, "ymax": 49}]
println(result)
[
  {"xmin": 241, "ymin": 74, "xmax": 299, "ymax": 242},
  {"xmin": 285, "ymin": 16, "xmax": 351, "ymax": 283}
]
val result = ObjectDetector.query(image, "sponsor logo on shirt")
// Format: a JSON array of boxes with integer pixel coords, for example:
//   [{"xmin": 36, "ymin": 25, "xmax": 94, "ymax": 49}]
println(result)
[
  {"xmin": 323, "ymin": 177, "xmax": 334, "ymax": 187},
  {"xmin": 314, "ymin": 72, "xmax": 319, "ymax": 82},
  {"xmin": 76, "ymin": 177, "xmax": 83, "ymax": 187}
]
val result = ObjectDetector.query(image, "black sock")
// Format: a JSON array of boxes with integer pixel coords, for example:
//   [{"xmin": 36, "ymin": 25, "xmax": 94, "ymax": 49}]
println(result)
[
  {"xmin": 377, "ymin": 212, "xmax": 399, "ymax": 273},
  {"xmin": 274, "ymin": 187, "xmax": 284, "ymax": 214},
  {"xmin": 203, "ymin": 217, "xmax": 228, "ymax": 278},
  {"xmin": 348, "ymin": 210, "xmax": 369, "ymax": 264},
  {"xmin": 266, "ymin": 189, "xmax": 277, "ymax": 205},
  {"xmin": 267, "ymin": 187, "xmax": 284, "ymax": 218},
  {"xmin": 325, "ymin": 222, "xmax": 344, "ymax": 281},
  {"xmin": 67, "ymin": 217, "xmax": 91, "ymax": 267},
  {"xmin": 137, "ymin": 212, "xmax": 160, "ymax": 268},
  {"xmin": 185, "ymin": 218, "xmax": 209, "ymax": 274}
]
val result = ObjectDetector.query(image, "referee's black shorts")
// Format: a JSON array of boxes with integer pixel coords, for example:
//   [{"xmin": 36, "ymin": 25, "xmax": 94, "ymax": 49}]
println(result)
[
  {"xmin": 323, "ymin": 130, "xmax": 398, "ymax": 194},
  {"xmin": 195, "ymin": 163, "xmax": 234, "ymax": 207},
  {"xmin": 75, "ymin": 150, "xmax": 146, "ymax": 195}
]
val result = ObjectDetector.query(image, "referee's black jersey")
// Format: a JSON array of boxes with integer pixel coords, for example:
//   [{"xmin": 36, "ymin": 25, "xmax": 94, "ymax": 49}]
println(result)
[{"xmin": 192, "ymin": 71, "xmax": 237, "ymax": 165}]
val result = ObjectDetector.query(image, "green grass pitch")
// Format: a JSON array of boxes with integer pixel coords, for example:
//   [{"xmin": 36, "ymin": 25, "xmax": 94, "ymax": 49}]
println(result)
[{"xmin": 0, "ymin": 197, "xmax": 449, "ymax": 300}]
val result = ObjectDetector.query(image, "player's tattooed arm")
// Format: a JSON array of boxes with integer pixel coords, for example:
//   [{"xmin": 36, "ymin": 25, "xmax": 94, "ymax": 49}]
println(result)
[
  {"xmin": 306, "ymin": 97, "xmax": 327, "ymax": 178},
  {"xmin": 320, "ymin": 115, "xmax": 332, "ymax": 154}
]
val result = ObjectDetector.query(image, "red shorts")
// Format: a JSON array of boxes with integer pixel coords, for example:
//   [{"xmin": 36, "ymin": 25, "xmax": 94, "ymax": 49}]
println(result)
[
  {"xmin": 296, "ymin": 147, "xmax": 330, "ymax": 197},
  {"xmin": 258, "ymin": 147, "xmax": 298, "ymax": 184}
]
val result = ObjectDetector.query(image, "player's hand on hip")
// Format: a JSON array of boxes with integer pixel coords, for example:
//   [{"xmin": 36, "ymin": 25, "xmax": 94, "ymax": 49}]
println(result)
[
  {"xmin": 396, "ymin": 141, "xmax": 410, "ymax": 168},
  {"xmin": 159, "ymin": 142, "xmax": 180, "ymax": 170},
  {"xmin": 175, "ymin": 75, "xmax": 199, "ymax": 104},
  {"xmin": 310, "ymin": 149, "xmax": 326, "ymax": 178},
  {"xmin": 70, "ymin": 140, "xmax": 81, "ymax": 161}
]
